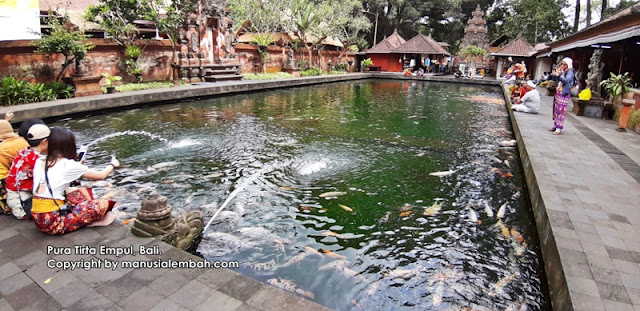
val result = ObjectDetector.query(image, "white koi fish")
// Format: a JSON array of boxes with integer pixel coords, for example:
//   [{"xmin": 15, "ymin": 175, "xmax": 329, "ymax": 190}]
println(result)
[
  {"xmin": 317, "ymin": 260, "xmax": 351, "ymax": 271},
  {"xmin": 242, "ymin": 259, "xmax": 276, "ymax": 271},
  {"xmin": 304, "ymin": 246, "xmax": 324, "ymax": 258},
  {"xmin": 484, "ymin": 201, "xmax": 494, "ymax": 218},
  {"xmin": 432, "ymin": 280, "xmax": 444, "ymax": 306},
  {"xmin": 383, "ymin": 269, "xmax": 413, "ymax": 279},
  {"xmin": 499, "ymin": 140, "xmax": 517, "ymax": 147},
  {"xmin": 281, "ymin": 252, "xmax": 308, "ymax": 267},
  {"xmin": 424, "ymin": 201, "xmax": 442, "ymax": 216},
  {"xmin": 488, "ymin": 273, "xmax": 518, "ymax": 296},
  {"xmin": 497, "ymin": 202, "xmax": 508, "ymax": 218},
  {"xmin": 319, "ymin": 191, "xmax": 347, "ymax": 197},
  {"xmin": 429, "ymin": 170, "xmax": 457, "ymax": 177},
  {"xmin": 468, "ymin": 208, "xmax": 479, "ymax": 223},
  {"xmin": 338, "ymin": 204, "xmax": 353, "ymax": 212},
  {"xmin": 266, "ymin": 278, "xmax": 315, "ymax": 299},
  {"xmin": 336, "ymin": 266, "xmax": 367, "ymax": 283}
]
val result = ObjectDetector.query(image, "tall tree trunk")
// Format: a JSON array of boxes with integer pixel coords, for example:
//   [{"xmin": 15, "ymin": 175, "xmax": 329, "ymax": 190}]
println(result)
[
  {"xmin": 573, "ymin": 0, "xmax": 580, "ymax": 32},
  {"xmin": 586, "ymin": 0, "xmax": 592, "ymax": 27},
  {"xmin": 601, "ymin": 0, "xmax": 607, "ymax": 21}
]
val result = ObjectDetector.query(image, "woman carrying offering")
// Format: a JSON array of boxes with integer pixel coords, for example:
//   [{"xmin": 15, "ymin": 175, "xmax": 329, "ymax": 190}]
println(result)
[{"xmin": 31, "ymin": 127, "xmax": 119, "ymax": 235}]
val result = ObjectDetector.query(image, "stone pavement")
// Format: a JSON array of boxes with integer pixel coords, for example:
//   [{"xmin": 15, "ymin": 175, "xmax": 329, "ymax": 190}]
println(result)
[
  {"xmin": 507, "ymin": 87, "xmax": 640, "ymax": 311},
  {"xmin": 0, "ymin": 215, "xmax": 331, "ymax": 311}
]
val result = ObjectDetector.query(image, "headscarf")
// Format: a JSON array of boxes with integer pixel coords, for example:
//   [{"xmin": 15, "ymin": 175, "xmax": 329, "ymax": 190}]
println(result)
[{"xmin": 562, "ymin": 57, "xmax": 573, "ymax": 69}]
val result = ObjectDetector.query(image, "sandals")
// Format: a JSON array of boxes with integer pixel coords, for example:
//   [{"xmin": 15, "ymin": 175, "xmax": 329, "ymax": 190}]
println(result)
[
  {"xmin": 552, "ymin": 130, "xmax": 562, "ymax": 135},
  {"xmin": 548, "ymin": 128, "xmax": 557, "ymax": 132}
]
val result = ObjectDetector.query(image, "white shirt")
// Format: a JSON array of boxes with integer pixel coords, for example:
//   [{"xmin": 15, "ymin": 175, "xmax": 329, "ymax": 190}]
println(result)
[
  {"xmin": 520, "ymin": 89, "xmax": 540, "ymax": 113},
  {"xmin": 33, "ymin": 157, "xmax": 88, "ymax": 200}
]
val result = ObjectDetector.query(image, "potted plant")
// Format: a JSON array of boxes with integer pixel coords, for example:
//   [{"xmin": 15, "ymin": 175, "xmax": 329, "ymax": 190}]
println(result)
[
  {"xmin": 362, "ymin": 58, "xmax": 373, "ymax": 72},
  {"xmin": 102, "ymin": 73, "xmax": 121, "ymax": 93},
  {"xmin": 600, "ymin": 72, "xmax": 632, "ymax": 103}
]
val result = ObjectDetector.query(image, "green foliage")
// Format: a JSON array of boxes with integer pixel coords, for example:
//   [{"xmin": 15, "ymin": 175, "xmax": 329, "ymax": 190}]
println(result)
[
  {"xmin": 333, "ymin": 63, "xmax": 348, "ymax": 71},
  {"xmin": 31, "ymin": 17, "xmax": 95, "ymax": 82},
  {"xmin": 102, "ymin": 73, "xmax": 122, "ymax": 87},
  {"xmin": 114, "ymin": 81, "xmax": 177, "ymax": 92},
  {"xmin": 600, "ymin": 72, "xmax": 632, "ymax": 97},
  {"xmin": 362, "ymin": 58, "xmax": 373, "ymax": 67},
  {"xmin": 0, "ymin": 77, "xmax": 74, "ymax": 106},
  {"xmin": 459, "ymin": 45, "xmax": 485, "ymax": 60},
  {"xmin": 124, "ymin": 45, "xmax": 142, "ymax": 60},
  {"xmin": 228, "ymin": 0, "xmax": 292, "ymax": 33},
  {"xmin": 85, "ymin": 0, "xmax": 151, "ymax": 47},
  {"xmin": 300, "ymin": 67, "xmax": 323, "ymax": 77},
  {"xmin": 496, "ymin": 0, "xmax": 570, "ymax": 44},
  {"xmin": 146, "ymin": 0, "xmax": 195, "ymax": 68},
  {"xmin": 629, "ymin": 107, "xmax": 640, "ymax": 130},
  {"xmin": 251, "ymin": 33, "xmax": 277, "ymax": 49},
  {"xmin": 244, "ymin": 72, "xmax": 296, "ymax": 80},
  {"xmin": 330, "ymin": 70, "xmax": 347, "ymax": 75}
]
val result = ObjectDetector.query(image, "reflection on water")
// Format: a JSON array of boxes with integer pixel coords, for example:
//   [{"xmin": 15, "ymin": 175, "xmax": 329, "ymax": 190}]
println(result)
[{"xmin": 56, "ymin": 80, "xmax": 550, "ymax": 310}]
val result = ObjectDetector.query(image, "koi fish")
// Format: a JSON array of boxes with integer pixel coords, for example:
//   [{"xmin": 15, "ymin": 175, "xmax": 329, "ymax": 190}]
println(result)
[
  {"xmin": 321, "ymin": 231, "xmax": 343, "ymax": 238},
  {"xmin": 299, "ymin": 205, "xmax": 316, "ymax": 211},
  {"xmin": 512, "ymin": 241, "xmax": 527, "ymax": 256},
  {"xmin": 379, "ymin": 211, "xmax": 392, "ymax": 223},
  {"xmin": 319, "ymin": 191, "xmax": 347, "ymax": 197},
  {"xmin": 365, "ymin": 280, "xmax": 381, "ymax": 296},
  {"xmin": 281, "ymin": 252, "xmax": 308, "ymax": 267},
  {"xmin": 266, "ymin": 278, "xmax": 315, "ymax": 299},
  {"xmin": 274, "ymin": 240, "xmax": 286, "ymax": 255},
  {"xmin": 501, "ymin": 172, "xmax": 514, "ymax": 178},
  {"xmin": 242, "ymin": 259, "xmax": 276, "ymax": 271},
  {"xmin": 280, "ymin": 186, "xmax": 295, "ymax": 191},
  {"xmin": 484, "ymin": 201, "xmax": 494, "ymax": 218},
  {"xmin": 121, "ymin": 218, "xmax": 136, "ymax": 225},
  {"xmin": 351, "ymin": 299, "xmax": 363, "ymax": 311},
  {"xmin": 304, "ymin": 246, "xmax": 324, "ymax": 258},
  {"xmin": 512, "ymin": 191, "xmax": 521, "ymax": 200},
  {"xmin": 384, "ymin": 269, "xmax": 413, "ymax": 279},
  {"xmin": 490, "ymin": 167, "xmax": 500, "ymax": 173},
  {"xmin": 336, "ymin": 266, "xmax": 367, "ymax": 283},
  {"xmin": 499, "ymin": 140, "xmax": 517, "ymax": 147},
  {"xmin": 497, "ymin": 202, "xmax": 507, "ymax": 218},
  {"xmin": 398, "ymin": 204, "xmax": 413, "ymax": 212},
  {"xmin": 338, "ymin": 204, "xmax": 353, "ymax": 212},
  {"xmin": 424, "ymin": 201, "xmax": 442, "ymax": 216},
  {"xmin": 433, "ymin": 280, "xmax": 444, "ymax": 306},
  {"xmin": 488, "ymin": 273, "xmax": 518, "ymax": 296},
  {"xmin": 322, "ymin": 249, "xmax": 347, "ymax": 260},
  {"xmin": 504, "ymin": 160, "xmax": 511, "ymax": 168},
  {"xmin": 317, "ymin": 260, "xmax": 351, "ymax": 271},
  {"xmin": 495, "ymin": 220, "xmax": 510, "ymax": 239},
  {"xmin": 429, "ymin": 170, "xmax": 457, "ymax": 177},
  {"xmin": 400, "ymin": 211, "xmax": 412, "ymax": 217},
  {"xmin": 510, "ymin": 228, "xmax": 524, "ymax": 243},
  {"xmin": 468, "ymin": 208, "xmax": 480, "ymax": 224}
]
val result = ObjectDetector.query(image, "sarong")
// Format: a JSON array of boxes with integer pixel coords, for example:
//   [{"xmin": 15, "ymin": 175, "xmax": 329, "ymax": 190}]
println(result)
[
  {"xmin": 553, "ymin": 92, "xmax": 570, "ymax": 130},
  {"xmin": 31, "ymin": 188, "xmax": 115, "ymax": 235}
]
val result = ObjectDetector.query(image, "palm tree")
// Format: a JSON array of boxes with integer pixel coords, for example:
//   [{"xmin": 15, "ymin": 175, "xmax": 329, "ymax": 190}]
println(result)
[
  {"xmin": 573, "ymin": 0, "xmax": 580, "ymax": 32},
  {"xmin": 293, "ymin": 0, "xmax": 320, "ymax": 68}
]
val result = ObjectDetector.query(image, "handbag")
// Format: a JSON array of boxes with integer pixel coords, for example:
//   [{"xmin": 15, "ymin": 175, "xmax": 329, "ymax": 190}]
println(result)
[{"xmin": 44, "ymin": 158, "xmax": 73, "ymax": 215}]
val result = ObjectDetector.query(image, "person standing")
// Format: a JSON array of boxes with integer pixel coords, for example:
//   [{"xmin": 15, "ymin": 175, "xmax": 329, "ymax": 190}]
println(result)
[{"xmin": 550, "ymin": 57, "xmax": 575, "ymax": 135}]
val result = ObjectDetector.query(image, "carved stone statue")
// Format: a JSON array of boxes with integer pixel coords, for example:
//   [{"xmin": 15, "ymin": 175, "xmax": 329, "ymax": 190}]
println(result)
[
  {"xmin": 287, "ymin": 48, "xmax": 296, "ymax": 68},
  {"xmin": 587, "ymin": 49, "xmax": 605, "ymax": 95},
  {"xmin": 131, "ymin": 194, "xmax": 204, "ymax": 253}
]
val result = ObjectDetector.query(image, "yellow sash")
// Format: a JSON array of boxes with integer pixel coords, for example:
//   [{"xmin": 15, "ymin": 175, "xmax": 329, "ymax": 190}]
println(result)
[{"xmin": 32, "ymin": 197, "xmax": 65, "ymax": 213}]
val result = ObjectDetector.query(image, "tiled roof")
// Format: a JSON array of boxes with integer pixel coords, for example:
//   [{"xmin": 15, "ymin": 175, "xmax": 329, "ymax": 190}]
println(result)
[
  {"xmin": 393, "ymin": 34, "xmax": 450, "ymax": 55},
  {"xmin": 491, "ymin": 37, "xmax": 536, "ymax": 57},
  {"xmin": 366, "ymin": 31, "xmax": 406, "ymax": 53}
]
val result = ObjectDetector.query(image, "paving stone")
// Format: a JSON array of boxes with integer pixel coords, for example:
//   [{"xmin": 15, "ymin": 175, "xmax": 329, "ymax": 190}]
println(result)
[
  {"xmin": 591, "ymin": 267, "xmax": 624, "ymax": 286},
  {"xmin": 564, "ymin": 262, "xmax": 594, "ymax": 279},
  {"xmin": 12, "ymin": 250, "xmax": 48, "ymax": 271},
  {"xmin": 50, "ymin": 280, "xmax": 98, "ymax": 307},
  {"xmin": 148, "ymin": 270, "xmax": 192, "ymax": 297},
  {"xmin": 40, "ymin": 270, "xmax": 80, "ymax": 294},
  {"xmin": 612, "ymin": 259, "xmax": 640, "ymax": 276},
  {"xmin": 607, "ymin": 247, "xmax": 638, "ymax": 263},
  {"xmin": 0, "ymin": 235, "xmax": 34, "ymax": 260},
  {"xmin": 218, "ymin": 274, "xmax": 265, "ymax": 302},
  {"xmin": 620, "ymin": 272, "xmax": 640, "ymax": 289},
  {"xmin": 168, "ymin": 280, "xmax": 211, "ymax": 309},
  {"xmin": 577, "ymin": 231, "xmax": 603, "ymax": 244},
  {"xmin": 67, "ymin": 292, "xmax": 115, "ymax": 311},
  {"xmin": 246, "ymin": 286, "xmax": 290, "ymax": 311},
  {"xmin": 194, "ymin": 291, "xmax": 243, "ymax": 311},
  {"xmin": 597, "ymin": 281, "xmax": 632, "ymax": 304},
  {"xmin": 0, "ymin": 253, "xmax": 9, "ymax": 267},
  {"xmin": 73, "ymin": 265, "xmax": 124, "ymax": 288},
  {"xmin": 148, "ymin": 298, "xmax": 189, "ymax": 311},
  {"xmin": 0, "ymin": 272, "xmax": 31, "ymax": 297},
  {"xmin": 602, "ymin": 237, "xmax": 628, "ymax": 249},
  {"xmin": 567, "ymin": 275, "xmax": 600, "ymax": 297},
  {"xmin": 0, "ymin": 262, "xmax": 20, "ymax": 282},
  {"xmin": 118, "ymin": 286, "xmax": 165, "ymax": 311},
  {"xmin": 123, "ymin": 264, "xmax": 167, "ymax": 285},
  {"xmin": 609, "ymin": 214, "xmax": 632, "ymax": 225},
  {"xmin": 0, "ymin": 227, "xmax": 18, "ymax": 243},
  {"xmin": 4, "ymin": 283, "xmax": 48, "ymax": 310},
  {"xmin": 602, "ymin": 299, "xmax": 635, "ymax": 311},
  {"xmin": 0, "ymin": 298, "xmax": 13, "ymax": 311},
  {"xmin": 18, "ymin": 295, "xmax": 63, "ymax": 311},
  {"xmin": 556, "ymin": 236, "xmax": 583, "ymax": 252},
  {"xmin": 627, "ymin": 287, "xmax": 640, "ymax": 305},
  {"xmin": 96, "ymin": 272, "xmax": 146, "ymax": 302},
  {"xmin": 280, "ymin": 294, "xmax": 331, "ymax": 311},
  {"xmin": 559, "ymin": 248, "xmax": 588, "ymax": 265},
  {"xmin": 232, "ymin": 303, "xmax": 262, "ymax": 311},
  {"xmin": 195, "ymin": 268, "xmax": 238, "ymax": 291}
]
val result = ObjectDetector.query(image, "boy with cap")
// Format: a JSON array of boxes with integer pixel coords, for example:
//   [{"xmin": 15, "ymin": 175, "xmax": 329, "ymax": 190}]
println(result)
[
  {"xmin": 0, "ymin": 120, "xmax": 29, "ymax": 214},
  {"xmin": 5, "ymin": 124, "xmax": 49, "ymax": 219}
]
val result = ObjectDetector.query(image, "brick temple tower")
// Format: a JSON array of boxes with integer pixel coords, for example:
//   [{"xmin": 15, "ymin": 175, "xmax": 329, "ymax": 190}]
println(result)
[{"xmin": 460, "ymin": 4, "xmax": 489, "ymax": 51}]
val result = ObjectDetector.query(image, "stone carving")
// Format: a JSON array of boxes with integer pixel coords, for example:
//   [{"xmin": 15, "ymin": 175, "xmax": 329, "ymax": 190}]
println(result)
[
  {"xmin": 587, "ymin": 49, "xmax": 605, "ymax": 94},
  {"xmin": 460, "ymin": 4, "xmax": 489, "ymax": 52},
  {"xmin": 191, "ymin": 33, "xmax": 198, "ymax": 52},
  {"xmin": 287, "ymin": 48, "xmax": 296, "ymax": 68},
  {"xmin": 131, "ymin": 194, "xmax": 204, "ymax": 253}
]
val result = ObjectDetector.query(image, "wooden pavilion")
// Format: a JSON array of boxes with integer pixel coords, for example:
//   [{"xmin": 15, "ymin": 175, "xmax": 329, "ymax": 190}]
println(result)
[{"xmin": 364, "ymin": 31, "xmax": 450, "ymax": 72}]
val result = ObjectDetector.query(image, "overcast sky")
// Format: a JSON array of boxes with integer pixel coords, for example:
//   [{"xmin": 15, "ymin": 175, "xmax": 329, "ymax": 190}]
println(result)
[{"xmin": 562, "ymin": 0, "xmax": 623, "ymax": 30}]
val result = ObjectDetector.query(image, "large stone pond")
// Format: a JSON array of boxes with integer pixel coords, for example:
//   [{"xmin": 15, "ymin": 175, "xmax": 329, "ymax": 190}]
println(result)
[{"xmin": 54, "ymin": 79, "xmax": 551, "ymax": 310}]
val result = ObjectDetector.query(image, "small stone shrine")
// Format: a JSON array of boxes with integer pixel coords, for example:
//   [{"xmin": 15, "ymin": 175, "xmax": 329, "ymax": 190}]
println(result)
[
  {"xmin": 587, "ymin": 49, "xmax": 605, "ymax": 96},
  {"xmin": 131, "ymin": 194, "xmax": 204, "ymax": 253}
]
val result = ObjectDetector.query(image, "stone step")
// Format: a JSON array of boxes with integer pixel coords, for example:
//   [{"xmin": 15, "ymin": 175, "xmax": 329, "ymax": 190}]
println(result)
[
  {"xmin": 204, "ymin": 69, "xmax": 239, "ymax": 75},
  {"xmin": 203, "ymin": 74, "xmax": 244, "ymax": 82}
]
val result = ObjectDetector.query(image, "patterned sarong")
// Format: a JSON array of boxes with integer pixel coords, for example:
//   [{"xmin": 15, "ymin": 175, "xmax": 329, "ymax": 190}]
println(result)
[
  {"xmin": 31, "ymin": 188, "xmax": 115, "ymax": 235},
  {"xmin": 0, "ymin": 179, "xmax": 10, "ymax": 215},
  {"xmin": 553, "ymin": 92, "xmax": 570, "ymax": 130}
]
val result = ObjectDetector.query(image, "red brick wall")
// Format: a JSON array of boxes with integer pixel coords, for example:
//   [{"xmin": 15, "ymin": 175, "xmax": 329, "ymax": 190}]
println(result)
[
  {"xmin": 234, "ymin": 44, "xmax": 356, "ymax": 74},
  {"xmin": 0, "ymin": 39, "xmax": 174, "ymax": 84}
]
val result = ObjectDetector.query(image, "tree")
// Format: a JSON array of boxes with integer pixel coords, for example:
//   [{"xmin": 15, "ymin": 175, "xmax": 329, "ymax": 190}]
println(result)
[
  {"xmin": 146, "ymin": 0, "xmax": 195, "ymax": 73},
  {"xmin": 574, "ymin": 0, "xmax": 580, "ymax": 31},
  {"xmin": 31, "ymin": 17, "xmax": 95, "ymax": 82},
  {"xmin": 84, "ymin": 0, "xmax": 151, "ymax": 47},
  {"xmin": 228, "ymin": 0, "xmax": 292, "ymax": 33},
  {"xmin": 459, "ymin": 45, "xmax": 485, "ymax": 74},
  {"xmin": 499, "ymin": 0, "xmax": 570, "ymax": 44},
  {"xmin": 251, "ymin": 33, "xmax": 277, "ymax": 73},
  {"xmin": 292, "ymin": 0, "xmax": 322, "ymax": 67}
]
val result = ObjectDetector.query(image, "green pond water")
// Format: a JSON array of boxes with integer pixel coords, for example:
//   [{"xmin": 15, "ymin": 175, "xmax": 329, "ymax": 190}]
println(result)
[{"xmin": 55, "ymin": 80, "xmax": 550, "ymax": 310}]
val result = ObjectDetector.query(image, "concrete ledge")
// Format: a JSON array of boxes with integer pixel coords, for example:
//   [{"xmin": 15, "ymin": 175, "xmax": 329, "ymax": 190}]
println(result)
[{"xmin": 501, "ymin": 86, "xmax": 572, "ymax": 311}]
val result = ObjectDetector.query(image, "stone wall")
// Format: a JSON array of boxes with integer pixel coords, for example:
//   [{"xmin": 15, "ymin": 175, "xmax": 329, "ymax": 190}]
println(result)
[{"xmin": 0, "ymin": 39, "xmax": 174, "ymax": 84}]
